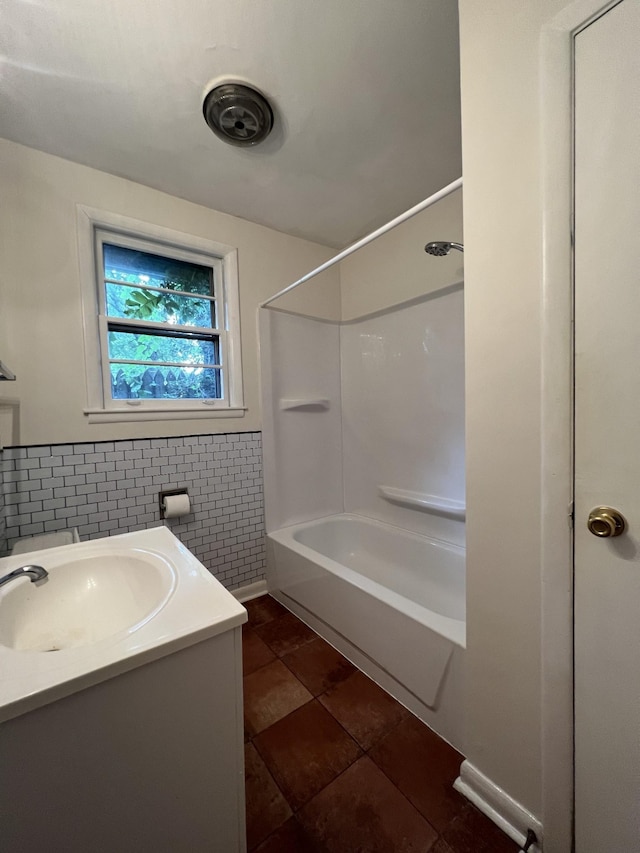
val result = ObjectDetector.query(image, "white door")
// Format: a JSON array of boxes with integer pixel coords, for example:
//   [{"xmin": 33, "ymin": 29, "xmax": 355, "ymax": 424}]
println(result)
[{"xmin": 574, "ymin": 1, "xmax": 640, "ymax": 850}]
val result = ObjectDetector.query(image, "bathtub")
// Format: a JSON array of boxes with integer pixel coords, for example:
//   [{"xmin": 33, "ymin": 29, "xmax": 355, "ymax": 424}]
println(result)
[{"xmin": 266, "ymin": 513, "xmax": 466, "ymax": 733}]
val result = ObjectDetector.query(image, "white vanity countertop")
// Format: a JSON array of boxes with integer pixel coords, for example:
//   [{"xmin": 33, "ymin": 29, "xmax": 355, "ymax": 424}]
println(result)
[{"xmin": 0, "ymin": 526, "xmax": 247, "ymax": 723}]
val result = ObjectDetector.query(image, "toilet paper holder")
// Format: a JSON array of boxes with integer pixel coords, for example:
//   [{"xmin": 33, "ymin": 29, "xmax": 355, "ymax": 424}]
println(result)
[{"xmin": 159, "ymin": 488, "xmax": 190, "ymax": 519}]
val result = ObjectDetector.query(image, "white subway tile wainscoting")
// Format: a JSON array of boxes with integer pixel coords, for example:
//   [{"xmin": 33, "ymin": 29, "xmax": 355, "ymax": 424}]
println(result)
[{"xmin": 0, "ymin": 432, "xmax": 265, "ymax": 590}]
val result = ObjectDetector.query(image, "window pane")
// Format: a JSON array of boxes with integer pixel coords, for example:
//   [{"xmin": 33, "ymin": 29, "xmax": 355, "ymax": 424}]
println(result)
[
  {"xmin": 105, "ymin": 283, "xmax": 215, "ymax": 328},
  {"xmin": 108, "ymin": 330, "xmax": 220, "ymax": 365},
  {"xmin": 110, "ymin": 365, "xmax": 222, "ymax": 400},
  {"xmin": 103, "ymin": 243, "xmax": 213, "ymax": 295}
]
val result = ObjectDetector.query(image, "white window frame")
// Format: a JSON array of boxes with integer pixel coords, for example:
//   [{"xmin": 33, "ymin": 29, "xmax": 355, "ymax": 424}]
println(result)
[{"xmin": 76, "ymin": 206, "xmax": 244, "ymax": 423}]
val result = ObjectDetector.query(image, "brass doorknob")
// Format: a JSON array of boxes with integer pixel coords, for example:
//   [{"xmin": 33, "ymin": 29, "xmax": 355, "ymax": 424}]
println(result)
[{"xmin": 587, "ymin": 507, "xmax": 626, "ymax": 538}]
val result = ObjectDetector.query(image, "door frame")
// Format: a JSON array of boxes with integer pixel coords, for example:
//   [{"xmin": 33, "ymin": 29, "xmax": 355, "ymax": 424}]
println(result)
[{"xmin": 539, "ymin": 1, "xmax": 624, "ymax": 849}]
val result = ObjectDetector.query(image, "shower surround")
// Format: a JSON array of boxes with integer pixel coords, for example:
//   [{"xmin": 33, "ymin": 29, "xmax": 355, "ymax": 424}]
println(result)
[{"xmin": 260, "ymin": 285, "xmax": 466, "ymax": 749}]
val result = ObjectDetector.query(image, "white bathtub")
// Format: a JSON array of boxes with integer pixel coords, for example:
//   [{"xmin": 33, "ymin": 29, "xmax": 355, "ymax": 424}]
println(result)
[{"xmin": 267, "ymin": 513, "xmax": 466, "ymax": 732}]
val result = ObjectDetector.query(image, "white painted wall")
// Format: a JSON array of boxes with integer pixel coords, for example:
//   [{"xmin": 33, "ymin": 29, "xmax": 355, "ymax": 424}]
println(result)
[
  {"xmin": 341, "ymin": 290, "xmax": 465, "ymax": 546},
  {"xmin": 458, "ymin": 0, "xmax": 575, "ymax": 826},
  {"xmin": 0, "ymin": 139, "xmax": 339, "ymax": 446},
  {"xmin": 339, "ymin": 189, "xmax": 463, "ymax": 320}
]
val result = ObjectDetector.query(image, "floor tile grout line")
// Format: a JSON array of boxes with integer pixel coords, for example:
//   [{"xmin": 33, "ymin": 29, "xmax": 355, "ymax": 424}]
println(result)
[
  {"xmin": 244, "ymin": 599, "xmax": 519, "ymax": 852},
  {"xmin": 246, "ymin": 615, "xmax": 338, "ymax": 681},
  {"xmin": 245, "ymin": 615, "xmax": 417, "ymax": 761},
  {"xmin": 361, "ymin": 702, "xmax": 411, "ymax": 749},
  {"xmin": 249, "ymin": 736, "xmax": 296, "ymax": 813},
  {"xmin": 362, "ymin": 738, "xmax": 446, "ymax": 840},
  {"xmin": 360, "ymin": 715, "xmax": 478, "ymax": 844},
  {"xmin": 251, "ymin": 623, "xmax": 317, "ymax": 658},
  {"xmin": 314, "ymin": 670, "xmax": 411, "ymax": 753},
  {"xmin": 245, "ymin": 601, "xmax": 447, "ymax": 847},
  {"xmin": 251, "ymin": 658, "xmax": 379, "ymax": 759},
  {"xmin": 245, "ymin": 610, "xmax": 417, "ymax": 757},
  {"xmin": 250, "ymin": 816, "xmax": 330, "ymax": 853},
  {"xmin": 250, "ymin": 701, "xmax": 460, "ymax": 852},
  {"xmin": 249, "ymin": 695, "xmax": 432, "ymax": 830},
  {"xmin": 252, "ymin": 700, "xmax": 365, "ymax": 817},
  {"xmin": 242, "ymin": 655, "xmax": 278, "ymax": 680},
  {"xmin": 290, "ymin": 752, "xmax": 441, "ymax": 847},
  {"xmin": 277, "ymin": 640, "xmax": 335, "ymax": 697},
  {"xmin": 243, "ymin": 600, "xmax": 288, "ymax": 632},
  {"xmin": 244, "ymin": 635, "xmax": 372, "ymax": 839},
  {"xmin": 244, "ymin": 743, "xmax": 294, "ymax": 852}
]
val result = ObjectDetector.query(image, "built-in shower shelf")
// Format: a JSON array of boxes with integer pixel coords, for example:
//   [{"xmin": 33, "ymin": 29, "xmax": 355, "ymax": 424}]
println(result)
[
  {"xmin": 378, "ymin": 485, "xmax": 466, "ymax": 520},
  {"xmin": 279, "ymin": 398, "xmax": 330, "ymax": 411}
]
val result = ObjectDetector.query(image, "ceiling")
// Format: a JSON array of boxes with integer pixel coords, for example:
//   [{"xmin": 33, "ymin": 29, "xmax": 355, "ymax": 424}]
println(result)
[{"xmin": 0, "ymin": 0, "xmax": 461, "ymax": 248}]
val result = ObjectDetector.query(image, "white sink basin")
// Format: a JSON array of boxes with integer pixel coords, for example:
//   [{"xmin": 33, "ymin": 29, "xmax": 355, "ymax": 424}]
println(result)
[
  {"xmin": 0, "ymin": 551, "xmax": 176, "ymax": 651},
  {"xmin": 0, "ymin": 527, "xmax": 247, "ymax": 724}
]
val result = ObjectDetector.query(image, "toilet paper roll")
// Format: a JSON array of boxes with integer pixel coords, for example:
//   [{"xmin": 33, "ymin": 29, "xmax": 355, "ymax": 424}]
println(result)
[{"xmin": 162, "ymin": 493, "xmax": 191, "ymax": 518}]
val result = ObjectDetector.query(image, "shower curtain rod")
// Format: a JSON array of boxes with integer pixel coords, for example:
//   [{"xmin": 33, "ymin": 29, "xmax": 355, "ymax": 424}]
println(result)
[{"xmin": 260, "ymin": 176, "xmax": 463, "ymax": 309}]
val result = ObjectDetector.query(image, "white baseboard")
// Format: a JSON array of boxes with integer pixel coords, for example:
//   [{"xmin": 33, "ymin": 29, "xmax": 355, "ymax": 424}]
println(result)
[
  {"xmin": 454, "ymin": 760, "xmax": 543, "ymax": 852},
  {"xmin": 232, "ymin": 579, "xmax": 268, "ymax": 603}
]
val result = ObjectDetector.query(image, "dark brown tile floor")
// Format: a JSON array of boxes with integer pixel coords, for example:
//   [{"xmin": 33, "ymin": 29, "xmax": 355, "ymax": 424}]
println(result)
[{"xmin": 243, "ymin": 595, "xmax": 519, "ymax": 853}]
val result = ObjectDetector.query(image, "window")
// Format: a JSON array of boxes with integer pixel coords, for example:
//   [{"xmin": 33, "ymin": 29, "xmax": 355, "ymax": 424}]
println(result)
[{"xmin": 77, "ymin": 208, "xmax": 243, "ymax": 423}]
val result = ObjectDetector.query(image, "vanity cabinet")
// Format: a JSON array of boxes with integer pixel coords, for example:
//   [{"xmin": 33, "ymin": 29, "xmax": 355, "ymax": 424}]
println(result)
[
  {"xmin": 0, "ymin": 528, "xmax": 247, "ymax": 852},
  {"xmin": 1, "ymin": 627, "xmax": 246, "ymax": 852}
]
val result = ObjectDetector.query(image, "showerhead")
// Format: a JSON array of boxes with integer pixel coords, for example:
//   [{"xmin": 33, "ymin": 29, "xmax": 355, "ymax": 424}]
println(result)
[{"xmin": 424, "ymin": 241, "xmax": 464, "ymax": 256}]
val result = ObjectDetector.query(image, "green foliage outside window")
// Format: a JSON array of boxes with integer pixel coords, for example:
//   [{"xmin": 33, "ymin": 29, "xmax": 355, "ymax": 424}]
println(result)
[{"xmin": 103, "ymin": 243, "xmax": 221, "ymax": 400}]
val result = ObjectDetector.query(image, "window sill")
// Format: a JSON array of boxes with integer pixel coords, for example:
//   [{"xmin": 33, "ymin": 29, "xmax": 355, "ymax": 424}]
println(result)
[{"xmin": 84, "ymin": 406, "xmax": 247, "ymax": 424}]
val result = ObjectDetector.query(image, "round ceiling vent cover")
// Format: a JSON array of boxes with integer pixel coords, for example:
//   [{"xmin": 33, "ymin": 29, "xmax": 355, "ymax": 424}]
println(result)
[{"xmin": 203, "ymin": 82, "xmax": 274, "ymax": 147}]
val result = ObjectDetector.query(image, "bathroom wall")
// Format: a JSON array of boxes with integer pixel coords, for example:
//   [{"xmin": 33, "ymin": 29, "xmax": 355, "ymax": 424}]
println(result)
[
  {"xmin": 0, "ymin": 432, "xmax": 264, "ymax": 589},
  {"xmin": 0, "ymin": 139, "xmax": 340, "ymax": 447},
  {"xmin": 458, "ymin": 0, "xmax": 573, "ymax": 829},
  {"xmin": 259, "ymin": 309, "xmax": 342, "ymax": 533},
  {"xmin": 339, "ymin": 188, "xmax": 463, "ymax": 320},
  {"xmin": 0, "ymin": 138, "xmax": 342, "ymax": 583},
  {"xmin": 340, "ymin": 287, "xmax": 465, "ymax": 545}
]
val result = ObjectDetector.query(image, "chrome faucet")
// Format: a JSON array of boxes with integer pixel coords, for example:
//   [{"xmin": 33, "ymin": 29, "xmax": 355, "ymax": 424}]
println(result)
[{"xmin": 0, "ymin": 565, "xmax": 49, "ymax": 588}]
